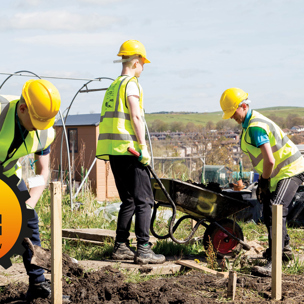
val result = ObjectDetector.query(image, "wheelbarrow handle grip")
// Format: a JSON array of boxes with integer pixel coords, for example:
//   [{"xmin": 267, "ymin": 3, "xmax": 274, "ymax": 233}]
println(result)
[{"xmin": 127, "ymin": 147, "xmax": 141, "ymax": 158}]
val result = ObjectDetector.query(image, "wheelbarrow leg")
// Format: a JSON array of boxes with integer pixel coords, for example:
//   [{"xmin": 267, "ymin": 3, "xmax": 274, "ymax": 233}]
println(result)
[{"xmin": 214, "ymin": 222, "xmax": 251, "ymax": 251}]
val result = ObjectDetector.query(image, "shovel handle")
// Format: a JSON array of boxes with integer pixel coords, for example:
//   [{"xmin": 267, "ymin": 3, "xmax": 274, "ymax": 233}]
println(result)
[{"xmin": 127, "ymin": 147, "xmax": 141, "ymax": 158}]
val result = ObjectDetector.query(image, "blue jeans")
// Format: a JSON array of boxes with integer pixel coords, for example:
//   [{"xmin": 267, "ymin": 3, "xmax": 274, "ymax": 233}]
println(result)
[{"xmin": 18, "ymin": 180, "xmax": 45, "ymax": 284}]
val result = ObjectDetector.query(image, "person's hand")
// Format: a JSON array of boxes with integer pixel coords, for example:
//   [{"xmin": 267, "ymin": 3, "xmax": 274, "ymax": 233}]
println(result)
[
  {"xmin": 256, "ymin": 175, "xmax": 270, "ymax": 203},
  {"xmin": 138, "ymin": 144, "xmax": 151, "ymax": 166}
]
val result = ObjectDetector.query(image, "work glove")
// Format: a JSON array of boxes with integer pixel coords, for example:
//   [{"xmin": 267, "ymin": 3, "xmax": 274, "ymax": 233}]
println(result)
[
  {"xmin": 256, "ymin": 175, "xmax": 270, "ymax": 203},
  {"xmin": 138, "ymin": 144, "xmax": 151, "ymax": 166}
]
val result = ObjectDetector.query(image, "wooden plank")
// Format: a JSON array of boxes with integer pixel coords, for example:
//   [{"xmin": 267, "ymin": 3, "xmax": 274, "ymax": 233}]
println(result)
[
  {"xmin": 272, "ymin": 204, "xmax": 282, "ymax": 300},
  {"xmin": 175, "ymin": 260, "xmax": 229, "ymax": 278},
  {"xmin": 51, "ymin": 182, "xmax": 62, "ymax": 304},
  {"xmin": 62, "ymin": 228, "xmax": 157, "ymax": 244},
  {"xmin": 227, "ymin": 270, "xmax": 237, "ymax": 300}
]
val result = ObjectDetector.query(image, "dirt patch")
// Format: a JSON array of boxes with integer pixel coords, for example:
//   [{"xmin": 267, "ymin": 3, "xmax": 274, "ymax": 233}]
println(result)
[{"xmin": 1, "ymin": 259, "xmax": 304, "ymax": 304}]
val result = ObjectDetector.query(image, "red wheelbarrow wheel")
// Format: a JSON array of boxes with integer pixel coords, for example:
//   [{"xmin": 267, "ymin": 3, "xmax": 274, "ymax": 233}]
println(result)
[{"xmin": 203, "ymin": 218, "xmax": 244, "ymax": 258}]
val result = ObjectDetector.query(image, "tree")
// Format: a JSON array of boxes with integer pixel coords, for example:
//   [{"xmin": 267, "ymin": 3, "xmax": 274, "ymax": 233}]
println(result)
[
  {"xmin": 267, "ymin": 114, "xmax": 285, "ymax": 129},
  {"xmin": 205, "ymin": 121, "xmax": 215, "ymax": 130},
  {"xmin": 185, "ymin": 122, "xmax": 196, "ymax": 133},
  {"xmin": 150, "ymin": 119, "xmax": 168, "ymax": 132},
  {"xmin": 216, "ymin": 120, "xmax": 235, "ymax": 130},
  {"xmin": 286, "ymin": 114, "xmax": 302, "ymax": 129},
  {"xmin": 290, "ymin": 135, "xmax": 304, "ymax": 144},
  {"xmin": 170, "ymin": 121, "xmax": 185, "ymax": 132}
]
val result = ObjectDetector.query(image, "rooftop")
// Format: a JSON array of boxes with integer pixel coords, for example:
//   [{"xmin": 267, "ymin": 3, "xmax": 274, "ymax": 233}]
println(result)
[{"xmin": 55, "ymin": 113, "xmax": 100, "ymax": 127}]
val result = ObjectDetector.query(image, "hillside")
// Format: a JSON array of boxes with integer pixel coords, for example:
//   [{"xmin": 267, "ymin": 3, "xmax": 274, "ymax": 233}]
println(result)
[{"xmin": 145, "ymin": 106, "xmax": 304, "ymax": 127}]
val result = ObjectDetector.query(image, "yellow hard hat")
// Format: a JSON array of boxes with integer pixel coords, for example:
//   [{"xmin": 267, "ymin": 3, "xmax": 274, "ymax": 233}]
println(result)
[
  {"xmin": 220, "ymin": 88, "xmax": 248, "ymax": 119},
  {"xmin": 117, "ymin": 40, "xmax": 150, "ymax": 63},
  {"xmin": 22, "ymin": 79, "xmax": 61, "ymax": 130}
]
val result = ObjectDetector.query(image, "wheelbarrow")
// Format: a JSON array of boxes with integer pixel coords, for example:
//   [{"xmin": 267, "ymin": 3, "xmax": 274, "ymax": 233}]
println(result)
[
  {"xmin": 150, "ymin": 178, "xmax": 252, "ymax": 257},
  {"xmin": 127, "ymin": 147, "xmax": 252, "ymax": 258}
]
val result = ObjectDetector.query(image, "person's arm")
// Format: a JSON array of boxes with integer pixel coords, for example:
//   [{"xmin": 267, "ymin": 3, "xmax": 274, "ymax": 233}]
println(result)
[
  {"xmin": 260, "ymin": 142, "xmax": 275, "ymax": 178},
  {"xmin": 26, "ymin": 153, "xmax": 50, "ymax": 209},
  {"xmin": 127, "ymin": 95, "xmax": 146, "ymax": 144},
  {"xmin": 127, "ymin": 95, "xmax": 150, "ymax": 165}
]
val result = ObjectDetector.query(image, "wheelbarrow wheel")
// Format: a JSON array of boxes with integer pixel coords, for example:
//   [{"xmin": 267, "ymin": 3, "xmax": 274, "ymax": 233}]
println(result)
[{"xmin": 203, "ymin": 219, "xmax": 243, "ymax": 258}]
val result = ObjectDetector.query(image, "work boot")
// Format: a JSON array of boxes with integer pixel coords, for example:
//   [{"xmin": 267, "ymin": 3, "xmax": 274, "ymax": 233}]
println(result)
[
  {"xmin": 112, "ymin": 241, "xmax": 135, "ymax": 260},
  {"xmin": 26, "ymin": 279, "xmax": 70, "ymax": 302},
  {"xmin": 262, "ymin": 244, "xmax": 294, "ymax": 260},
  {"xmin": 134, "ymin": 242, "xmax": 166, "ymax": 265},
  {"xmin": 252, "ymin": 260, "xmax": 272, "ymax": 277},
  {"xmin": 282, "ymin": 244, "xmax": 294, "ymax": 261}
]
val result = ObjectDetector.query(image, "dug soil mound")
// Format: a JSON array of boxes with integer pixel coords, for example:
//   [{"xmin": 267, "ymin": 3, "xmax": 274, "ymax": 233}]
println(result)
[{"xmin": 1, "ymin": 261, "xmax": 304, "ymax": 303}]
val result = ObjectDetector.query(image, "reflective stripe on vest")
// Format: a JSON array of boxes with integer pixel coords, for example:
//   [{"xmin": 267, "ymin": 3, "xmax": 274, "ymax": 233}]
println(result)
[
  {"xmin": 96, "ymin": 76, "xmax": 144, "ymax": 160},
  {"xmin": 241, "ymin": 110, "xmax": 304, "ymax": 192},
  {"xmin": 0, "ymin": 99, "xmax": 55, "ymax": 177}
]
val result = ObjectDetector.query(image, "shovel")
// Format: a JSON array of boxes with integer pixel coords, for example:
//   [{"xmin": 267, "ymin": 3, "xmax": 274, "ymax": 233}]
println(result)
[{"xmin": 22, "ymin": 238, "xmax": 76, "ymax": 276}]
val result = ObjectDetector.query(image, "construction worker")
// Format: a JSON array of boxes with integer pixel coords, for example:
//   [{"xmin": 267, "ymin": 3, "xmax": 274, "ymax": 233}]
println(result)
[
  {"xmin": 0, "ymin": 79, "xmax": 69, "ymax": 301},
  {"xmin": 96, "ymin": 40, "xmax": 165, "ymax": 264},
  {"xmin": 219, "ymin": 88, "xmax": 304, "ymax": 276}
]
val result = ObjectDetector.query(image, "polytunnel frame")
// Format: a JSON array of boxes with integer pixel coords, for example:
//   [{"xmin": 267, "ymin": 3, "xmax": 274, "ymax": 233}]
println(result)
[
  {"xmin": 61, "ymin": 77, "xmax": 155, "ymax": 210},
  {"xmin": 0, "ymin": 70, "xmax": 73, "ymax": 207},
  {"xmin": 60, "ymin": 76, "xmax": 115, "ymax": 210},
  {"xmin": 0, "ymin": 71, "xmax": 154, "ymax": 211}
]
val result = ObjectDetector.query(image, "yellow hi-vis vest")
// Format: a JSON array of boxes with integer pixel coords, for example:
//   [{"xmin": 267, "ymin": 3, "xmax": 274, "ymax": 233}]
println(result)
[
  {"xmin": 241, "ymin": 110, "xmax": 304, "ymax": 192},
  {"xmin": 96, "ymin": 75, "xmax": 144, "ymax": 161},
  {"xmin": 0, "ymin": 99, "xmax": 55, "ymax": 178}
]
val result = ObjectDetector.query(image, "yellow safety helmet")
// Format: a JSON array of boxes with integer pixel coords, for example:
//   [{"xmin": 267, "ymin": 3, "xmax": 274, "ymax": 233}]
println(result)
[
  {"xmin": 220, "ymin": 88, "xmax": 248, "ymax": 119},
  {"xmin": 117, "ymin": 40, "xmax": 150, "ymax": 63},
  {"xmin": 22, "ymin": 79, "xmax": 61, "ymax": 130}
]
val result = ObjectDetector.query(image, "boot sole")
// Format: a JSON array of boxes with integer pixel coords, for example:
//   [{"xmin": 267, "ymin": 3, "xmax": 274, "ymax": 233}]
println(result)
[
  {"xmin": 134, "ymin": 256, "xmax": 166, "ymax": 265},
  {"xmin": 112, "ymin": 254, "xmax": 134, "ymax": 260}
]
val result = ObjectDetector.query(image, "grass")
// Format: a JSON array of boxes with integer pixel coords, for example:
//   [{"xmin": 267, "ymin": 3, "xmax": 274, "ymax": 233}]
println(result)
[
  {"xmin": 145, "ymin": 106, "xmax": 304, "ymax": 128},
  {"xmin": 11, "ymin": 186, "xmax": 304, "ymax": 278}
]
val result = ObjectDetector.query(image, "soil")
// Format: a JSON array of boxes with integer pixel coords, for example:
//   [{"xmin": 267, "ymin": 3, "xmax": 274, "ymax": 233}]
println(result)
[{"xmin": 1, "ymin": 258, "xmax": 304, "ymax": 304}]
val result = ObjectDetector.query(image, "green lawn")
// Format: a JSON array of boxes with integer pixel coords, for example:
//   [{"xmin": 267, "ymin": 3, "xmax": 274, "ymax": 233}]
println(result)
[{"xmin": 145, "ymin": 107, "xmax": 304, "ymax": 128}]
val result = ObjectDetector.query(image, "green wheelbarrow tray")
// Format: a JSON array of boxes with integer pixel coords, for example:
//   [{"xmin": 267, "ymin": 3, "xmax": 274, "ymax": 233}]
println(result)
[{"xmin": 150, "ymin": 178, "xmax": 252, "ymax": 257}]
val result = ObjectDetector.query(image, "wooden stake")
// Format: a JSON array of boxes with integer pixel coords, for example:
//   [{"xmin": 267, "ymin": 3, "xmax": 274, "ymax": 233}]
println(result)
[
  {"xmin": 227, "ymin": 270, "xmax": 237, "ymax": 300},
  {"xmin": 51, "ymin": 182, "xmax": 62, "ymax": 304},
  {"xmin": 191, "ymin": 219, "xmax": 197, "ymax": 229},
  {"xmin": 272, "ymin": 204, "xmax": 282, "ymax": 300}
]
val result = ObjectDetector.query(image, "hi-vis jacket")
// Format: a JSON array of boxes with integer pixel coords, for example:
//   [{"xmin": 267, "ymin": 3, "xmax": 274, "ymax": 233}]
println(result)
[
  {"xmin": 0, "ymin": 99, "xmax": 55, "ymax": 178},
  {"xmin": 241, "ymin": 110, "xmax": 304, "ymax": 192},
  {"xmin": 96, "ymin": 76, "xmax": 143, "ymax": 161}
]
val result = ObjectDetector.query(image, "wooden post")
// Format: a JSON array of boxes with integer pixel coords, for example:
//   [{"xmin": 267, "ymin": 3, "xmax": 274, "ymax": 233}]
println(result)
[
  {"xmin": 51, "ymin": 182, "xmax": 62, "ymax": 304},
  {"xmin": 227, "ymin": 270, "xmax": 237, "ymax": 300},
  {"xmin": 191, "ymin": 219, "xmax": 197, "ymax": 229},
  {"xmin": 272, "ymin": 204, "xmax": 282, "ymax": 300}
]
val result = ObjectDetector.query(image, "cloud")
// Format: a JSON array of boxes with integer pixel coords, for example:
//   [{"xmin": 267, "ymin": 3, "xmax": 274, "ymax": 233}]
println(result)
[
  {"xmin": 16, "ymin": 32, "xmax": 125, "ymax": 47},
  {"xmin": 78, "ymin": 0, "xmax": 124, "ymax": 4},
  {"xmin": 0, "ymin": 11, "xmax": 119, "ymax": 31}
]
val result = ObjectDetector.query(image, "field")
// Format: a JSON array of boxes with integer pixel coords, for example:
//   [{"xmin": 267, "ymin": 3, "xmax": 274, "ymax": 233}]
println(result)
[
  {"xmin": 145, "ymin": 107, "xmax": 304, "ymax": 127},
  {"xmin": 1, "ymin": 188, "xmax": 304, "ymax": 303}
]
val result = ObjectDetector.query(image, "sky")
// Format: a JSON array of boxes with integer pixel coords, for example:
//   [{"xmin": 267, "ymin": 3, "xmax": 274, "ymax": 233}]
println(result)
[{"xmin": 0, "ymin": 0, "xmax": 303, "ymax": 115}]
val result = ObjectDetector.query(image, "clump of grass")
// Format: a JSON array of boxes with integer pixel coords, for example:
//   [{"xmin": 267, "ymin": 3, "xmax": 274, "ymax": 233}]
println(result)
[
  {"xmin": 152, "ymin": 239, "xmax": 205, "ymax": 257},
  {"xmin": 283, "ymin": 255, "xmax": 304, "ymax": 275},
  {"xmin": 205, "ymin": 236, "xmax": 218, "ymax": 270}
]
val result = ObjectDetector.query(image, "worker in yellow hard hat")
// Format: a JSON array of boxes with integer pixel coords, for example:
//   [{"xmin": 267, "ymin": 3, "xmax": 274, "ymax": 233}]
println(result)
[
  {"xmin": 96, "ymin": 40, "xmax": 165, "ymax": 264},
  {"xmin": 0, "ymin": 79, "xmax": 68, "ymax": 301},
  {"xmin": 220, "ymin": 88, "xmax": 304, "ymax": 277}
]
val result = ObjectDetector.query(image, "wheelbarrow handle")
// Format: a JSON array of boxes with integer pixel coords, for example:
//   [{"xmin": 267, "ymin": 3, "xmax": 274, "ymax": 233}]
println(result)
[
  {"xmin": 127, "ymin": 148, "xmax": 172, "ymax": 204},
  {"xmin": 128, "ymin": 147, "xmax": 181, "ymax": 241},
  {"xmin": 127, "ymin": 147, "xmax": 141, "ymax": 158}
]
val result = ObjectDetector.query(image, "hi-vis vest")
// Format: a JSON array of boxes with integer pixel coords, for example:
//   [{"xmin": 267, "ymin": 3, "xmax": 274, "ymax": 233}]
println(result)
[
  {"xmin": 96, "ymin": 75, "xmax": 144, "ymax": 161},
  {"xmin": 241, "ymin": 110, "xmax": 304, "ymax": 192},
  {"xmin": 0, "ymin": 99, "xmax": 55, "ymax": 177}
]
